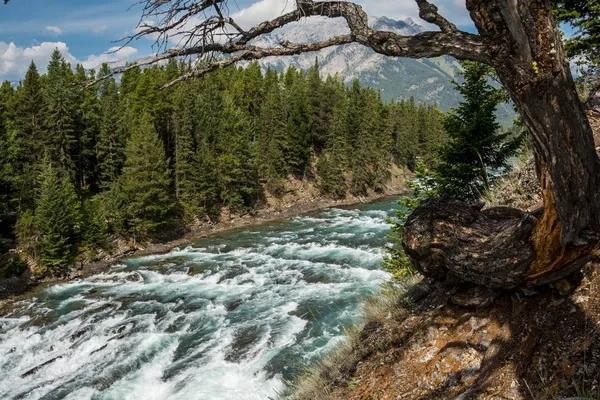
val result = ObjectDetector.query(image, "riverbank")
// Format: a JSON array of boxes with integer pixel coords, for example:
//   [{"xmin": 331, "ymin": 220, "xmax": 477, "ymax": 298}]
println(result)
[
  {"xmin": 288, "ymin": 139, "xmax": 600, "ymax": 399},
  {"xmin": 0, "ymin": 168, "xmax": 410, "ymax": 301}
]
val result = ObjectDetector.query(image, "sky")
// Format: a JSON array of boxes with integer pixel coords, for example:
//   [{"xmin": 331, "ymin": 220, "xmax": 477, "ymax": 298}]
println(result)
[{"xmin": 0, "ymin": 0, "xmax": 473, "ymax": 82}]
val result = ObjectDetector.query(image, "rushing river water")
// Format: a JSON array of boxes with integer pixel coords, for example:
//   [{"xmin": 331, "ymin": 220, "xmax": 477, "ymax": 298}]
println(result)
[{"xmin": 0, "ymin": 197, "xmax": 399, "ymax": 400}]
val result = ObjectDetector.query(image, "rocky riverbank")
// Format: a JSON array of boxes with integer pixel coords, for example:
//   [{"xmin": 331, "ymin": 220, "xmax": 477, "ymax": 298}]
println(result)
[{"xmin": 288, "ymin": 112, "xmax": 600, "ymax": 400}]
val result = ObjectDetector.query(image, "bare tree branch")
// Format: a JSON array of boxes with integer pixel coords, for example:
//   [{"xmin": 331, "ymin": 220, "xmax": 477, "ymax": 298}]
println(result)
[
  {"xmin": 415, "ymin": 0, "xmax": 457, "ymax": 33},
  {"xmin": 92, "ymin": 0, "xmax": 490, "ymax": 88}
]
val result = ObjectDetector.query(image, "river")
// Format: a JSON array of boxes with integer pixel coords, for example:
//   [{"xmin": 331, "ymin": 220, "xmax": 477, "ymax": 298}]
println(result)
[{"xmin": 0, "ymin": 197, "xmax": 400, "ymax": 400}]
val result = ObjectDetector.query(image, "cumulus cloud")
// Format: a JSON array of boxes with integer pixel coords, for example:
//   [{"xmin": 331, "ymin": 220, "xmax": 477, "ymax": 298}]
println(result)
[
  {"xmin": 45, "ymin": 25, "xmax": 63, "ymax": 35},
  {"xmin": 0, "ymin": 42, "xmax": 75, "ymax": 80},
  {"xmin": 0, "ymin": 41, "xmax": 138, "ymax": 81}
]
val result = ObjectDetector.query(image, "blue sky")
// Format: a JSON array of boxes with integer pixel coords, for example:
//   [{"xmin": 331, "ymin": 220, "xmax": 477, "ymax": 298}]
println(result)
[{"xmin": 0, "ymin": 0, "xmax": 473, "ymax": 81}]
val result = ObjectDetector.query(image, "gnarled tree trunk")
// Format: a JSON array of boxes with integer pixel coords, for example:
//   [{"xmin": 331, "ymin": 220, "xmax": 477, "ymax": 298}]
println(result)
[
  {"xmin": 402, "ymin": 1, "xmax": 600, "ymax": 288},
  {"xmin": 467, "ymin": 0, "xmax": 600, "ymax": 245}
]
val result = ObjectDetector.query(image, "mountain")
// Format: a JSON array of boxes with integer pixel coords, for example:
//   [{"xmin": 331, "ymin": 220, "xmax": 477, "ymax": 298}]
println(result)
[{"xmin": 250, "ymin": 16, "xmax": 464, "ymax": 110}]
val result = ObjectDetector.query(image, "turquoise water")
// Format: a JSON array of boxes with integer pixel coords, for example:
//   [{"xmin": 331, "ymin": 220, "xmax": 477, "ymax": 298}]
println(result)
[{"xmin": 0, "ymin": 197, "xmax": 399, "ymax": 400}]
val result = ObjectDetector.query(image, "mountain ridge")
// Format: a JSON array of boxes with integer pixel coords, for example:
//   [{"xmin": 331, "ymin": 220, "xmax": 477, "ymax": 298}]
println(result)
[{"xmin": 249, "ymin": 16, "xmax": 464, "ymax": 110}]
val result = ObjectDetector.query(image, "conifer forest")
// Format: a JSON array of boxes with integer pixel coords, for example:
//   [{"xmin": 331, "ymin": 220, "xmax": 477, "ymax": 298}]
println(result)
[{"xmin": 0, "ymin": 50, "xmax": 446, "ymax": 278}]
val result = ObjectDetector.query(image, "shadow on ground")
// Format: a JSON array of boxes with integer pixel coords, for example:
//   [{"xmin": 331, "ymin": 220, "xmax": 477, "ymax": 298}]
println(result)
[{"xmin": 294, "ymin": 264, "xmax": 600, "ymax": 400}]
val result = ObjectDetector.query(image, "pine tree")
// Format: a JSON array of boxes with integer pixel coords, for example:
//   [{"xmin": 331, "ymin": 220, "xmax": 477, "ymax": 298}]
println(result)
[
  {"xmin": 306, "ymin": 58, "xmax": 328, "ymax": 151},
  {"xmin": 346, "ymin": 79, "xmax": 364, "ymax": 149},
  {"xmin": 13, "ymin": 62, "xmax": 46, "ymax": 211},
  {"xmin": 318, "ymin": 96, "xmax": 348, "ymax": 199},
  {"xmin": 193, "ymin": 135, "xmax": 220, "ymax": 218},
  {"xmin": 0, "ymin": 81, "xmax": 15, "ymax": 217},
  {"xmin": 350, "ymin": 90, "xmax": 378, "ymax": 196},
  {"xmin": 434, "ymin": 61, "xmax": 522, "ymax": 201},
  {"xmin": 96, "ymin": 64, "xmax": 124, "ymax": 190},
  {"xmin": 120, "ymin": 114, "xmax": 175, "ymax": 238},
  {"xmin": 216, "ymin": 94, "xmax": 260, "ymax": 211},
  {"xmin": 392, "ymin": 97, "xmax": 420, "ymax": 170},
  {"xmin": 74, "ymin": 65, "xmax": 100, "ymax": 191},
  {"xmin": 257, "ymin": 77, "xmax": 288, "ymax": 189},
  {"xmin": 44, "ymin": 49, "xmax": 77, "ymax": 178},
  {"xmin": 35, "ymin": 162, "xmax": 82, "ymax": 276},
  {"xmin": 284, "ymin": 72, "xmax": 312, "ymax": 176},
  {"xmin": 372, "ymin": 100, "xmax": 394, "ymax": 193},
  {"xmin": 173, "ymin": 85, "xmax": 200, "ymax": 217}
]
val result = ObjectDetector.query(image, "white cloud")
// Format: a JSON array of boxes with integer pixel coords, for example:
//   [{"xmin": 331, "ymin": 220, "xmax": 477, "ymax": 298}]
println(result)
[
  {"xmin": 0, "ymin": 41, "xmax": 138, "ymax": 81},
  {"xmin": 45, "ymin": 25, "xmax": 63, "ymax": 35},
  {"xmin": 0, "ymin": 42, "xmax": 75, "ymax": 80},
  {"xmin": 232, "ymin": 0, "xmax": 296, "ymax": 28}
]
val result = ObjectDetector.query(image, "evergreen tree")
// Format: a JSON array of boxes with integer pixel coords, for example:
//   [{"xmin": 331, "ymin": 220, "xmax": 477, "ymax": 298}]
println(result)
[
  {"xmin": 44, "ymin": 49, "xmax": 77, "ymax": 178},
  {"xmin": 434, "ymin": 61, "xmax": 522, "ymax": 201},
  {"xmin": 97, "ymin": 65, "xmax": 124, "ymax": 190},
  {"xmin": 120, "ymin": 114, "xmax": 175, "ymax": 238},
  {"xmin": 350, "ymin": 90, "xmax": 378, "ymax": 197},
  {"xmin": 0, "ymin": 81, "xmax": 15, "ymax": 217},
  {"xmin": 306, "ymin": 58, "xmax": 328, "ymax": 151},
  {"xmin": 317, "ymin": 96, "xmax": 348, "ymax": 199},
  {"xmin": 216, "ymin": 94, "xmax": 260, "ymax": 211},
  {"xmin": 74, "ymin": 65, "xmax": 100, "ymax": 191},
  {"xmin": 284, "ymin": 72, "xmax": 312, "ymax": 175},
  {"xmin": 372, "ymin": 100, "xmax": 394, "ymax": 193},
  {"xmin": 257, "ymin": 77, "xmax": 288, "ymax": 188},
  {"xmin": 13, "ymin": 62, "xmax": 46, "ymax": 211},
  {"xmin": 174, "ymin": 85, "xmax": 200, "ymax": 218},
  {"xmin": 193, "ymin": 135, "xmax": 220, "ymax": 218},
  {"xmin": 35, "ymin": 162, "xmax": 82, "ymax": 276}
]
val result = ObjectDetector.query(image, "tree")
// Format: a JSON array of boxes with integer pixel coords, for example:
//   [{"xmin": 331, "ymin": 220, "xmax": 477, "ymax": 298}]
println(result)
[
  {"xmin": 433, "ymin": 61, "xmax": 522, "ymax": 201},
  {"xmin": 257, "ymin": 76, "xmax": 288, "ymax": 186},
  {"xmin": 107, "ymin": 0, "xmax": 600, "ymax": 288},
  {"xmin": 0, "ymin": 81, "xmax": 15, "ymax": 217},
  {"xmin": 318, "ymin": 96, "xmax": 349, "ymax": 199},
  {"xmin": 552, "ymin": 0, "xmax": 600, "ymax": 96},
  {"xmin": 13, "ymin": 62, "xmax": 45, "ymax": 211},
  {"xmin": 74, "ymin": 65, "xmax": 100, "ymax": 191},
  {"xmin": 97, "ymin": 65, "xmax": 124, "ymax": 190},
  {"xmin": 35, "ymin": 162, "xmax": 82, "ymax": 277},
  {"xmin": 284, "ymin": 71, "xmax": 312, "ymax": 176},
  {"xmin": 552, "ymin": 1, "xmax": 600, "ymax": 62},
  {"xmin": 44, "ymin": 49, "xmax": 77, "ymax": 178},
  {"xmin": 215, "ymin": 94, "xmax": 260, "ymax": 211},
  {"xmin": 120, "ymin": 114, "xmax": 175, "ymax": 238}
]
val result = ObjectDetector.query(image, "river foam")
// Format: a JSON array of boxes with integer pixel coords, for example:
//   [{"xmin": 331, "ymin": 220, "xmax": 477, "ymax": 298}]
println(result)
[{"xmin": 0, "ymin": 197, "xmax": 400, "ymax": 400}]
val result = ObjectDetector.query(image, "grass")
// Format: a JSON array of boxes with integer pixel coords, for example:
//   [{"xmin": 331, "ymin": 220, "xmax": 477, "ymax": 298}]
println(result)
[{"xmin": 283, "ymin": 277, "xmax": 419, "ymax": 400}]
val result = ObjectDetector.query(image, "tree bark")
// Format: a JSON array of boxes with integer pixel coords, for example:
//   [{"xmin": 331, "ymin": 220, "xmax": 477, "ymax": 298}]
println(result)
[{"xmin": 467, "ymin": 0, "xmax": 600, "ymax": 248}]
